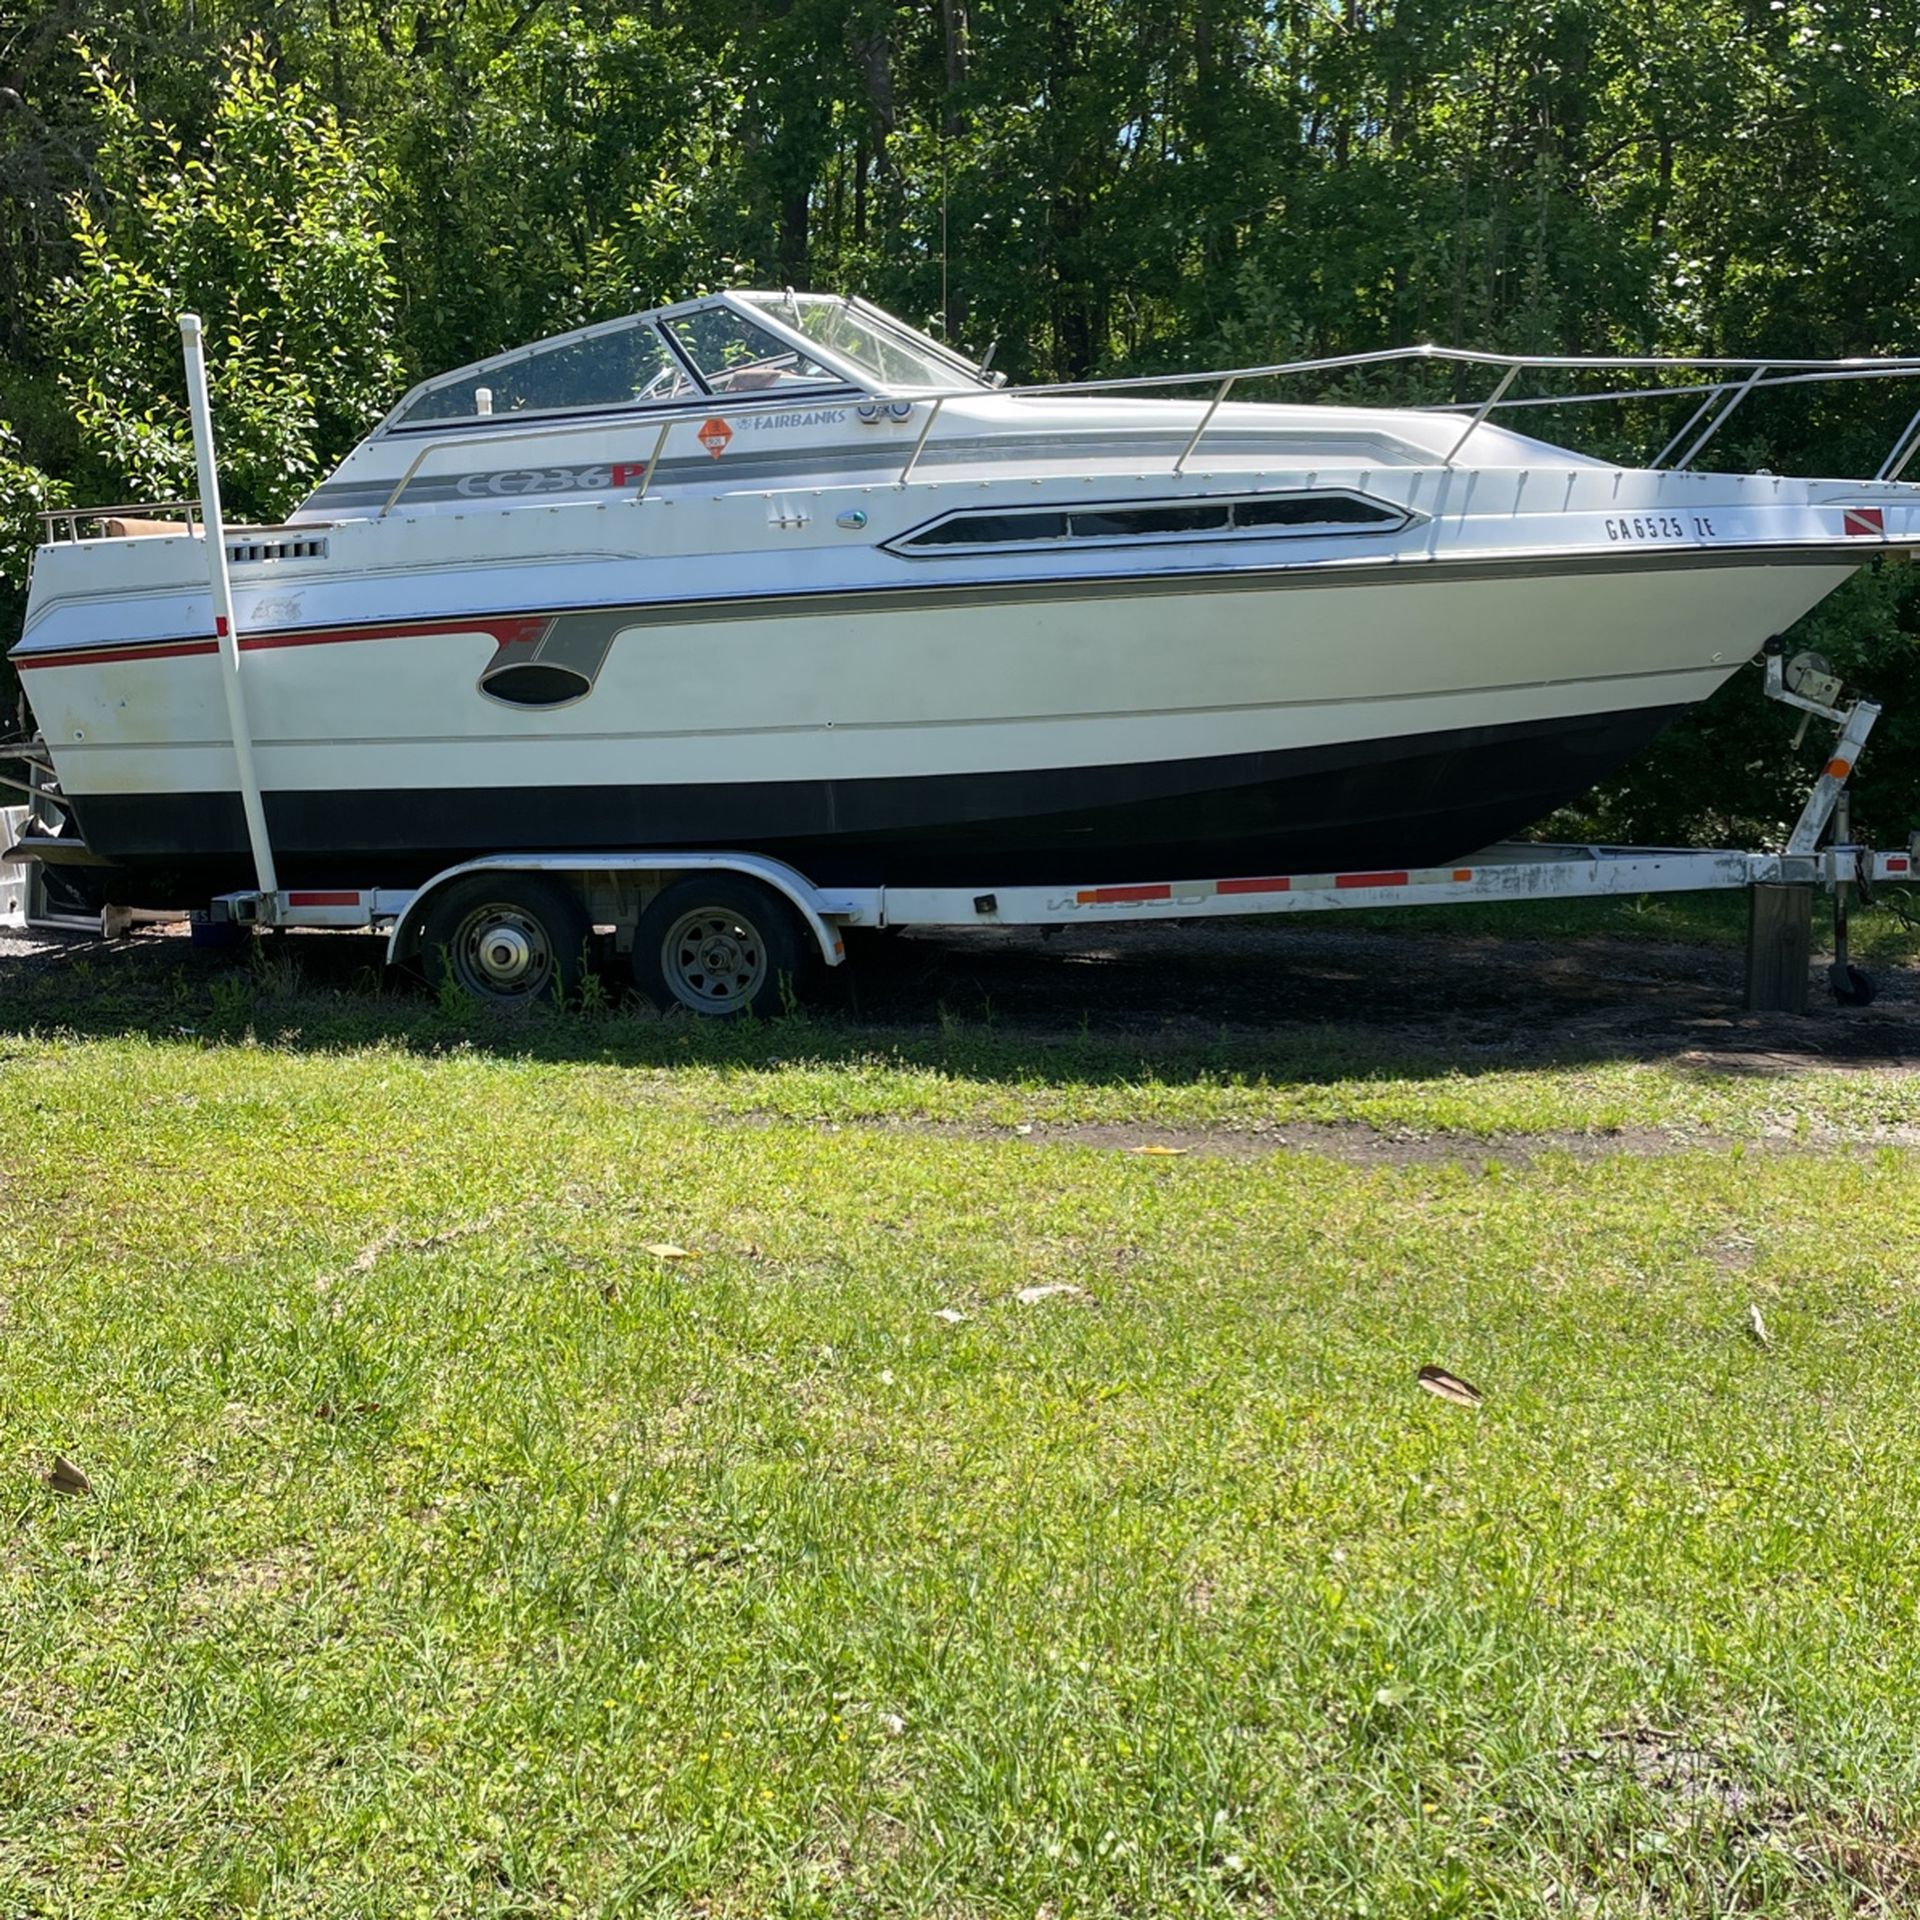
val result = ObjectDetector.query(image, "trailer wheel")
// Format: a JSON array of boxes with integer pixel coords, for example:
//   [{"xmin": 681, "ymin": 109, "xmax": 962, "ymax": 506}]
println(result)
[
  {"xmin": 419, "ymin": 874, "xmax": 589, "ymax": 1007},
  {"xmin": 634, "ymin": 875, "xmax": 807, "ymax": 1018}
]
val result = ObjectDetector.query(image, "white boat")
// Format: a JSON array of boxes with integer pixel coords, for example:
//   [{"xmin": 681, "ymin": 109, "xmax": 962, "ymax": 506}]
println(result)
[{"xmin": 11, "ymin": 290, "xmax": 1920, "ymax": 904}]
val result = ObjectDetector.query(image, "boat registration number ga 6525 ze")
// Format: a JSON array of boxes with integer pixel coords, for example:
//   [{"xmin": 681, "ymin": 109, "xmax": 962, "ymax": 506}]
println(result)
[{"xmin": 1604, "ymin": 513, "xmax": 1717, "ymax": 541}]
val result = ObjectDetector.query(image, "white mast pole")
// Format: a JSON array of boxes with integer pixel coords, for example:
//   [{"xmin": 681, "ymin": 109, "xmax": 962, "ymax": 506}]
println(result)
[{"xmin": 179, "ymin": 312, "xmax": 278, "ymax": 898}]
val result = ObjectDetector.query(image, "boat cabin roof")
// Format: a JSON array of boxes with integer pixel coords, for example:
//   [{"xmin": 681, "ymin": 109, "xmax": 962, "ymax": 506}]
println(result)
[{"xmin": 380, "ymin": 290, "xmax": 994, "ymax": 434}]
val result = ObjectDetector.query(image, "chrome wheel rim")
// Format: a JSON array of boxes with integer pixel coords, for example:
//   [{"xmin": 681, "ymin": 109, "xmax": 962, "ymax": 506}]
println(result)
[
  {"xmin": 661, "ymin": 907, "xmax": 768, "ymax": 1012},
  {"xmin": 450, "ymin": 903, "xmax": 556, "ymax": 1002}
]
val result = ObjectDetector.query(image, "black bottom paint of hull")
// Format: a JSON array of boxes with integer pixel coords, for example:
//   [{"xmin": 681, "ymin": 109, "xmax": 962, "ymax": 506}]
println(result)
[{"xmin": 69, "ymin": 705, "xmax": 1685, "ymax": 906}]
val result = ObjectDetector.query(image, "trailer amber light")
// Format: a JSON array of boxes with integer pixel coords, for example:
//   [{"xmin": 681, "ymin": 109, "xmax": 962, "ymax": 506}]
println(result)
[
  {"xmin": 1452, "ymin": 868, "xmax": 1474, "ymax": 881},
  {"xmin": 1827, "ymin": 758, "xmax": 1853, "ymax": 779}
]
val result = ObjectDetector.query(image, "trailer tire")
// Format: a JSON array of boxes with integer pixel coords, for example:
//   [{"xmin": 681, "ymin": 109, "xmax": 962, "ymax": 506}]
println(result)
[
  {"xmin": 418, "ymin": 874, "xmax": 590, "ymax": 1007},
  {"xmin": 633, "ymin": 875, "xmax": 808, "ymax": 1018}
]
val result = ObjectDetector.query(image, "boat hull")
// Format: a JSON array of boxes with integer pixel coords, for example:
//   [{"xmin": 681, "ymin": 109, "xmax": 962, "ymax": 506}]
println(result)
[
  {"xmin": 16, "ymin": 543, "xmax": 1861, "ymax": 902},
  {"xmin": 60, "ymin": 703, "xmax": 1684, "ymax": 901}
]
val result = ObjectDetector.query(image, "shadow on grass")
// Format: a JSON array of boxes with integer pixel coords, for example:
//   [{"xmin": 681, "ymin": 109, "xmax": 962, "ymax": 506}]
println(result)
[{"xmin": 2, "ymin": 907, "xmax": 1916, "ymax": 1084}]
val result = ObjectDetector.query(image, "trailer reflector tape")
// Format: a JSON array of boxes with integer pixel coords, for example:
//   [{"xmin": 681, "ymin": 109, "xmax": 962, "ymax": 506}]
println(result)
[
  {"xmin": 1076, "ymin": 883, "xmax": 1174, "ymax": 904},
  {"xmin": 286, "ymin": 890, "xmax": 363, "ymax": 907},
  {"xmin": 1073, "ymin": 863, "xmax": 1481, "ymax": 906}
]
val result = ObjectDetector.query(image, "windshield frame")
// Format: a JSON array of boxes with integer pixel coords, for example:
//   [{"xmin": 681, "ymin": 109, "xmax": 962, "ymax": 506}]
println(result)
[
  {"xmin": 737, "ymin": 291, "xmax": 993, "ymax": 392},
  {"xmin": 373, "ymin": 292, "xmax": 884, "ymax": 437}
]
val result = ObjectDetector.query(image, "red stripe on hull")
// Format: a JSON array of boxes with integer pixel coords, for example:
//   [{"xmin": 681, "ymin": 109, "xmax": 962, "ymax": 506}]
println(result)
[
  {"xmin": 15, "ymin": 612, "xmax": 543, "ymax": 671},
  {"xmin": 16, "ymin": 638, "xmax": 220, "ymax": 670}
]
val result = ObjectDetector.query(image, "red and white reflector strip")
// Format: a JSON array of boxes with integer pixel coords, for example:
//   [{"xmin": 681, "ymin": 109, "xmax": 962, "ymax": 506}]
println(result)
[
  {"xmin": 1075, "ymin": 864, "xmax": 1478, "ymax": 908},
  {"xmin": 1843, "ymin": 507, "xmax": 1887, "ymax": 538},
  {"xmin": 270, "ymin": 888, "xmax": 378, "ymax": 928}
]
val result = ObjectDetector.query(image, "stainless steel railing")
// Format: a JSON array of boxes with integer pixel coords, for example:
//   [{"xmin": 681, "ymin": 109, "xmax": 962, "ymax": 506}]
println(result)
[
  {"xmin": 37, "ymin": 499, "xmax": 203, "ymax": 542},
  {"xmin": 47, "ymin": 343, "xmax": 1920, "ymax": 539}
]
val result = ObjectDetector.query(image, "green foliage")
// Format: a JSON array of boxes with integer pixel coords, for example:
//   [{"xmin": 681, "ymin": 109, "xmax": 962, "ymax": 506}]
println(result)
[
  {"xmin": 41, "ymin": 37, "xmax": 399, "ymax": 522},
  {"xmin": 0, "ymin": 419, "xmax": 69, "ymax": 710}
]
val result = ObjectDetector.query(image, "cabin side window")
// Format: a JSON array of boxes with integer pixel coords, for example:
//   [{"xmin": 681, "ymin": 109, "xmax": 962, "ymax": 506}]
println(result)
[{"xmin": 891, "ymin": 492, "xmax": 1408, "ymax": 555}]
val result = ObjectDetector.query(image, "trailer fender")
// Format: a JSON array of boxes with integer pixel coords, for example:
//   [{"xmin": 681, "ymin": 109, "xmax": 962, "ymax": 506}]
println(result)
[{"xmin": 385, "ymin": 851, "xmax": 848, "ymax": 971}]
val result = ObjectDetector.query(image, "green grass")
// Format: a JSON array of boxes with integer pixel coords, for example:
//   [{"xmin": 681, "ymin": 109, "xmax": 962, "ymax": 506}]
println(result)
[{"xmin": 3, "ymin": 942, "xmax": 1919, "ymax": 1915}]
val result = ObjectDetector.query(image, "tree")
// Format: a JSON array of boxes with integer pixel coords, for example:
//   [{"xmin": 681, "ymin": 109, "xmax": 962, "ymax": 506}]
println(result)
[
  {"xmin": 42, "ymin": 36, "xmax": 400, "ymax": 522},
  {"xmin": 0, "ymin": 420, "xmax": 69, "ymax": 712}
]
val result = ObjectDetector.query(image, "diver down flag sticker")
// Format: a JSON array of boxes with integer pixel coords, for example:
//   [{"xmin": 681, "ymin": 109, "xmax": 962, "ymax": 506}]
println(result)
[
  {"xmin": 1843, "ymin": 506, "xmax": 1886, "ymax": 537},
  {"xmin": 699, "ymin": 418, "xmax": 733, "ymax": 457}
]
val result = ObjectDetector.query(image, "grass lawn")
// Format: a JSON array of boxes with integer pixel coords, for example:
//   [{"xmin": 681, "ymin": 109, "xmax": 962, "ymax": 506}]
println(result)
[{"xmin": 3, "ymin": 918, "xmax": 1919, "ymax": 1916}]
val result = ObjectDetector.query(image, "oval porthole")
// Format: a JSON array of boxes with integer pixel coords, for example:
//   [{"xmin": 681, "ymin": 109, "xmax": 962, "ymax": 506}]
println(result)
[{"xmin": 480, "ymin": 662, "xmax": 594, "ymax": 708}]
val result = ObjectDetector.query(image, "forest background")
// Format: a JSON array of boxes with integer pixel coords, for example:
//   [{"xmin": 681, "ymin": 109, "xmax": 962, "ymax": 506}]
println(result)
[{"xmin": 5, "ymin": 0, "xmax": 1920, "ymax": 845}]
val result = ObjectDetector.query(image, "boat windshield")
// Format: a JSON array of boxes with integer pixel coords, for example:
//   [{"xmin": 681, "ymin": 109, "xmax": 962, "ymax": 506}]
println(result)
[
  {"xmin": 659, "ymin": 306, "xmax": 849, "ymax": 395},
  {"xmin": 388, "ymin": 317, "xmax": 698, "ymax": 426},
  {"xmin": 742, "ymin": 293, "xmax": 980, "ymax": 389}
]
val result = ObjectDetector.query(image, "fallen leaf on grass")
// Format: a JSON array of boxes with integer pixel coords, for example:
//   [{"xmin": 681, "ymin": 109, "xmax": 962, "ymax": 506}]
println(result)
[
  {"xmin": 1016, "ymin": 1284, "xmax": 1083, "ymax": 1305},
  {"xmin": 1747, "ymin": 1303, "xmax": 1770, "ymax": 1346},
  {"xmin": 643, "ymin": 1243, "xmax": 697, "ymax": 1261},
  {"xmin": 46, "ymin": 1454, "xmax": 91, "ymax": 1496},
  {"xmin": 1417, "ymin": 1365, "xmax": 1484, "ymax": 1407},
  {"xmin": 932, "ymin": 1308, "xmax": 968, "ymax": 1324},
  {"xmin": 1128, "ymin": 1144, "xmax": 1189, "ymax": 1157}
]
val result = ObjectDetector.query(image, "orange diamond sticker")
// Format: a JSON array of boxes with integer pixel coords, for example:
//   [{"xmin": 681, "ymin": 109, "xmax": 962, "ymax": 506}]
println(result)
[{"xmin": 698, "ymin": 417, "xmax": 733, "ymax": 457}]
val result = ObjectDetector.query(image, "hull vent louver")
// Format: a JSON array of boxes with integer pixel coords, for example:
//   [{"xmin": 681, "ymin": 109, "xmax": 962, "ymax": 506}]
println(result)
[{"xmin": 227, "ymin": 537, "xmax": 329, "ymax": 564}]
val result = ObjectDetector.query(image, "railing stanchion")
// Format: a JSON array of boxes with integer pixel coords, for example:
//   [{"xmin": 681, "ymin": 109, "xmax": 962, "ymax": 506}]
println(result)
[
  {"xmin": 1651, "ymin": 383, "xmax": 1731, "ymax": 470},
  {"xmin": 1173, "ymin": 375, "xmax": 1237, "ymax": 476},
  {"xmin": 1442, "ymin": 364, "xmax": 1520, "ymax": 467},
  {"xmin": 1876, "ymin": 403, "xmax": 1920, "ymax": 482},
  {"xmin": 633, "ymin": 417, "xmax": 675, "ymax": 503},
  {"xmin": 899, "ymin": 396, "xmax": 945, "ymax": 485},
  {"xmin": 1673, "ymin": 363, "xmax": 1767, "ymax": 472}
]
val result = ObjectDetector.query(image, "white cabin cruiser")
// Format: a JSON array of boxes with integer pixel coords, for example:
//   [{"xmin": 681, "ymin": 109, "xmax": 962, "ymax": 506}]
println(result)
[{"xmin": 12, "ymin": 290, "xmax": 1920, "ymax": 905}]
